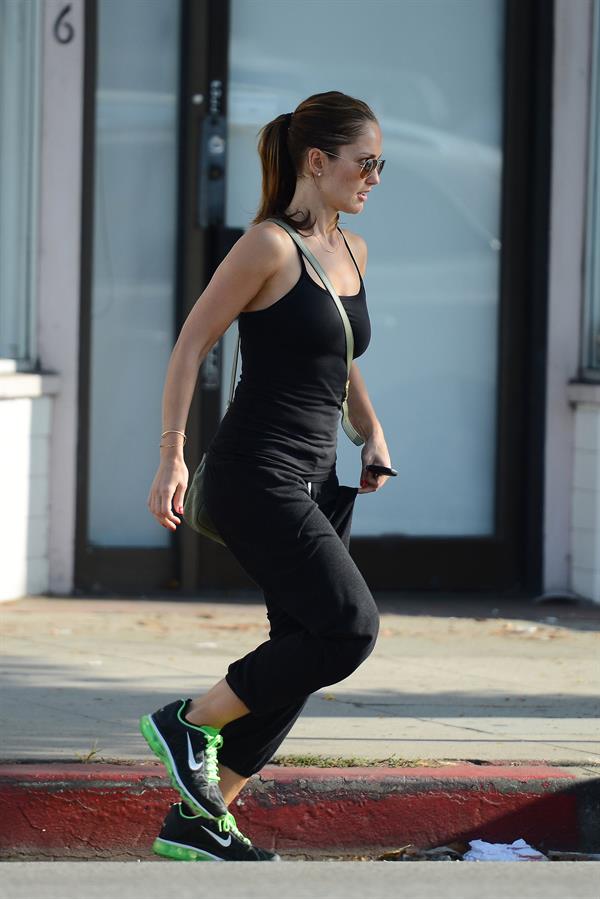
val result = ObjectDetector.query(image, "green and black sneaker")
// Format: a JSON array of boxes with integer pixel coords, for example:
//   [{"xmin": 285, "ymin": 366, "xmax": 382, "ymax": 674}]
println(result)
[
  {"xmin": 153, "ymin": 802, "xmax": 281, "ymax": 862},
  {"xmin": 139, "ymin": 697, "xmax": 229, "ymax": 819}
]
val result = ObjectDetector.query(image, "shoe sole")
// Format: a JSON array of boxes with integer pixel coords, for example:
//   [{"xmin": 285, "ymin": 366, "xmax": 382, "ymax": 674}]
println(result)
[
  {"xmin": 152, "ymin": 837, "xmax": 281, "ymax": 863},
  {"xmin": 139, "ymin": 714, "xmax": 221, "ymax": 820},
  {"xmin": 153, "ymin": 837, "xmax": 222, "ymax": 862}
]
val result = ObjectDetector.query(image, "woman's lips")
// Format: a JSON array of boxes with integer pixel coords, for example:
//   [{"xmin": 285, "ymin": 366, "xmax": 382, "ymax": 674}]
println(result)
[{"xmin": 357, "ymin": 191, "xmax": 368, "ymax": 201}]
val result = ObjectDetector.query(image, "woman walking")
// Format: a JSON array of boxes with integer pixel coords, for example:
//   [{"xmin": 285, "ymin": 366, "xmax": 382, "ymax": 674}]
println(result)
[{"xmin": 143, "ymin": 90, "xmax": 392, "ymax": 861}]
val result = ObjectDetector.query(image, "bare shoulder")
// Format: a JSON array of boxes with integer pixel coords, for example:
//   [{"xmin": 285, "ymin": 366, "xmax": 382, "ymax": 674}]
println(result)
[
  {"xmin": 338, "ymin": 227, "xmax": 368, "ymax": 276},
  {"xmin": 175, "ymin": 219, "xmax": 292, "ymax": 355},
  {"xmin": 236, "ymin": 219, "xmax": 290, "ymax": 263}
]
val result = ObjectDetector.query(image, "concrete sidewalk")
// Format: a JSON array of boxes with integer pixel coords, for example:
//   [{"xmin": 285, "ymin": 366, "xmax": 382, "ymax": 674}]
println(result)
[{"xmin": 1, "ymin": 593, "xmax": 599, "ymax": 857}]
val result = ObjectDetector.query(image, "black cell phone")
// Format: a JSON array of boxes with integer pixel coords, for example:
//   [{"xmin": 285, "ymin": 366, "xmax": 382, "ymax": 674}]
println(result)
[{"xmin": 365, "ymin": 464, "xmax": 398, "ymax": 477}]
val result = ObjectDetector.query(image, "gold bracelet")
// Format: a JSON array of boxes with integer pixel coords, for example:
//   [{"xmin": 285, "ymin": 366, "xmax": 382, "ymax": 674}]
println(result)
[
  {"xmin": 160, "ymin": 443, "xmax": 182, "ymax": 448},
  {"xmin": 161, "ymin": 429, "xmax": 187, "ymax": 446}
]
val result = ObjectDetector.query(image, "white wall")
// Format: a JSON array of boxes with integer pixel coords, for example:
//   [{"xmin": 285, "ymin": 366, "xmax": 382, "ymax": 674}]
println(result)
[
  {"xmin": 0, "ymin": 370, "xmax": 59, "ymax": 600},
  {"xmin": 544, "ymin": 0, "xmax": 597, "ymax": 599},
  {"xmin": 568, "ymin": 383, "xmax": 600, "ymax": 601},
  {"xmin": 0, "ymin": 0, "xmax": 84, "ymax": 601},
  {"xmin": 37, "ymin": 0, "xmax": 86, "ymax": 594}
]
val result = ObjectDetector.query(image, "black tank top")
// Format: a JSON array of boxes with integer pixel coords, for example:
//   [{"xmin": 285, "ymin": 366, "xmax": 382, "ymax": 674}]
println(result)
[{"xmin": 206, "ymin": 226, "xmax": 371, "ymax": 481}]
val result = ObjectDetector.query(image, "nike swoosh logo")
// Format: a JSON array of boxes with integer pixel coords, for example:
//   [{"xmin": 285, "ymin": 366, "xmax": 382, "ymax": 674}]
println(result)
[
  {"xmin": 186, "ymin": 732, "xmax": 204, "ymax": 772},
  {"xmin": 201, "ymin": 825, "xmax": 232, "ymax": 847}
]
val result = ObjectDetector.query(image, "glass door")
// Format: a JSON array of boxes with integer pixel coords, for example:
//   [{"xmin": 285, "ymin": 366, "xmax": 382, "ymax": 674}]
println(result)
[
  {"xmin": 77, "ymin": 0, "xmax": 184, "ymax": 592},
  {"xmin": 210, "ymin": 0, "xmax": 547, "ymax": 593}
]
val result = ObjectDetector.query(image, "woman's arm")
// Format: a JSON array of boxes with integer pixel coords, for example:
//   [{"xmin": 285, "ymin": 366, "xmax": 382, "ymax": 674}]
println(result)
[
  {"xmin": 340, "ymin": 231, "xmax": 393, "ymax": 492},
  {"xmin": 347, "ymin": 362, "xmax": 392, "ymax": 493},
  {"xmin": 346, "ymin": 361, "xmax": 383, "ymax": 441},
  {"xmin": 148, "ymin": 223, "xmax": 288, "ymax": 529}
]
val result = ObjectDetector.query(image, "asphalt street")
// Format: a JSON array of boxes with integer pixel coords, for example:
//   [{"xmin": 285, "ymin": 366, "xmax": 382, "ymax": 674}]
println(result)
[{"xmin": 2, "ymin": 861, "xmax": 599, "ymax": 899}]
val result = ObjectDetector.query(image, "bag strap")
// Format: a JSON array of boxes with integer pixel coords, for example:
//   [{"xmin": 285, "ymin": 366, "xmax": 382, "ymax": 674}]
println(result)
[
  {"xmin": 265, "ymin": 217, "xmax": 364, "ymax": 446},
  {"xmin": 266, "ymin": 218, "xmax": 354, "ymax": 375},
  {"xmin": 228, "ymin": 328, "xmax": 240, "ymax": 408},
  {"xmin": 224, "ymin": 218, "xmax": 365, "ymax": 446}
]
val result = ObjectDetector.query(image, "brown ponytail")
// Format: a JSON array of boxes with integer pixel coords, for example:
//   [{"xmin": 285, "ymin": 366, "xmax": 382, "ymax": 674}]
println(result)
[{"xmin": 251, "ymin": 90, "xmax": 378, "ymax": 233}]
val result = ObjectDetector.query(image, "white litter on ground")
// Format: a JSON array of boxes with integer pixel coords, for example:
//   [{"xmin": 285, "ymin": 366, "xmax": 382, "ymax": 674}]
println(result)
[{"xmin": 463, "ymin": 838, "xmax": 549, "ymax": 861}]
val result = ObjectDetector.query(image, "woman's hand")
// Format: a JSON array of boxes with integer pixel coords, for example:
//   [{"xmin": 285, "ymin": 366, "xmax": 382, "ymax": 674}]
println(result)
[
  {"xmin": 358, "ymin": 432, "xmax": 392, "ymax": 494},
  {"xmin": 147, "ymin": 458, "xmax": 189, "ymax": 530}
]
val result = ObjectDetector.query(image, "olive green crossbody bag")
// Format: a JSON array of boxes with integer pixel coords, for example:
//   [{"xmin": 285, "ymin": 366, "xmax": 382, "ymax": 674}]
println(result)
[{"xmin": 183, "ymin": 216, "xmax": 364, "ymax": 543}]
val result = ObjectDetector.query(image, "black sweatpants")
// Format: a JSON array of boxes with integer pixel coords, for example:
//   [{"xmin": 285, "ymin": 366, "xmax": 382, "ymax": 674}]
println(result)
[{"xmin": 201, "ymin": 453, "xmax": 380, "ymax": 778}]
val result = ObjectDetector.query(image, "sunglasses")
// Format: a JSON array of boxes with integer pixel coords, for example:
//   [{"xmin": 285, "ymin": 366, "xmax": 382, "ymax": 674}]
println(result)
[{"xmin": 321, "ymin": 150, "xmax": 385, "ymax": 179}]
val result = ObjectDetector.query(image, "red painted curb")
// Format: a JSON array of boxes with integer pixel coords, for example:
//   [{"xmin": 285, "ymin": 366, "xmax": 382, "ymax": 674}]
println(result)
[{"xmin": 0, "ymin": 763, "xmax": 596, "ymax": 857}]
